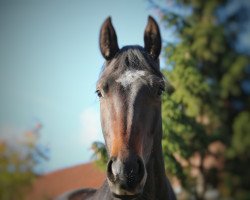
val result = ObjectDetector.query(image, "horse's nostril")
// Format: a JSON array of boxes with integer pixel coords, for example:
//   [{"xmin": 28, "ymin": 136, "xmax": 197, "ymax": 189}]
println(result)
[
  {"xmin": 137, "ymin": 157, "xmax": 145, "ymax": 182},
  {"xmin": 107, "ymin": 159, "xmax": 113, "ymax": 173},
  {"xmin": 107, "ymin": 158, "xmax": 115, "ymax": 183}
]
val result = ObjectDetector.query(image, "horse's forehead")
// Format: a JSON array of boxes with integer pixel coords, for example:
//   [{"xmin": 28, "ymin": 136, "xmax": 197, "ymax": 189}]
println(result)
[{"xmin": 115, "ymin": 70, "xmax": 147, "ymax": 87}]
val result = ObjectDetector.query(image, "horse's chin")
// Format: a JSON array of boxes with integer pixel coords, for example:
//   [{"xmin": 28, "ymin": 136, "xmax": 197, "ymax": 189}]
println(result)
[
  {"xmin": 108, "ymin": 179, "xmax": 145, "ymax": 200},
  {"xmin": 112, "ymin": 193, "xmax": 141, "ymax": 200},
  {"xmin": 109, "ymin": 184, "xmax": 143, "ymax": 200}
]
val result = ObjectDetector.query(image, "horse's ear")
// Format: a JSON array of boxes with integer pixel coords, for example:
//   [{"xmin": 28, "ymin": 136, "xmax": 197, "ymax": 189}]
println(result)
[
  {"xmin": 144, "ymin": 16, "xmax": 161, "ymax": 60},
  {"xmin": 99, "ymin": 17, "xmax": 119, "ymax": 60}
]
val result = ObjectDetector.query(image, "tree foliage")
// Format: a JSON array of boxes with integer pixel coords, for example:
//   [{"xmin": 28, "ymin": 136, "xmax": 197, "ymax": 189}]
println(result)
[
  {"xmin": 91, "ymin": 141, "xmax": 108, "ymax": 170},
  {"xmin": 0, "ymin": 124, "xmax": 48, "ymax": 200},
  {"xmin": 150, "ymin": 0, "xmax": 250, "ymax": 199}
]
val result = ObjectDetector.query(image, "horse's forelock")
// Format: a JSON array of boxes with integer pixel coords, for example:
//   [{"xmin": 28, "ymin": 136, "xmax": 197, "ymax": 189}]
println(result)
[{"xmin": 97, "ymin": 45, "xmax": 164, "ymax": 87}]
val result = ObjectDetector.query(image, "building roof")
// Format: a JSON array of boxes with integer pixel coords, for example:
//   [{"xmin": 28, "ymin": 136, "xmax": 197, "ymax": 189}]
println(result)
[{"xmin": 27, "ymin": 162, "xmax": 105, "ymax": 200}]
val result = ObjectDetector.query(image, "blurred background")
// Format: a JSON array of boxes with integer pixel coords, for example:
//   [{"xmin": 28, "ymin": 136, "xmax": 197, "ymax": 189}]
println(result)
[{"xmin": 0, "ymin": 0, "xmax": 250, "ymax": 199}]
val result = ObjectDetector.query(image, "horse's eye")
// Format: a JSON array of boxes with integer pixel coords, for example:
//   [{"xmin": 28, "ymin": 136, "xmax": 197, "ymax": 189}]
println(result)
[
  {"xmin": 157, "ymin": 86, "xmax": 164, "ymax": 96},
  {"xmin": 96, "ymin": 90, "xmax": 103, "ymax": 98}
]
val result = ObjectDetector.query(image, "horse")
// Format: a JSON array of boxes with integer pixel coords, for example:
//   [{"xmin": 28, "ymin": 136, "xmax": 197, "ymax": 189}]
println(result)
[{"xmin": 56, "ymin": 16, "xmax": 176, "ymax": 200}]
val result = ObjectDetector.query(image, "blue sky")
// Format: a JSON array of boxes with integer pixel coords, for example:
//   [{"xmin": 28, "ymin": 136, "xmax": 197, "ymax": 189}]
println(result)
[{"xmin": 0, "ymin": 0, "xmax": 170, "ymax": 173}]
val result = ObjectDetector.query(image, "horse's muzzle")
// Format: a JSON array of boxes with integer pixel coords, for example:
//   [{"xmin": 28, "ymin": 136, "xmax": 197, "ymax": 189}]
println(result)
[{"xmin": 107, "ymin": 156, "xmax": 146, "ymax": 197}]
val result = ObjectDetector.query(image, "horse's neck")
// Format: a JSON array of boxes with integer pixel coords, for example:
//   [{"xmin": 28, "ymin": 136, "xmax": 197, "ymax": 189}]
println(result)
[{"xmin": 141, "ymin": 137, "xmax": 172, "ymax": 200}]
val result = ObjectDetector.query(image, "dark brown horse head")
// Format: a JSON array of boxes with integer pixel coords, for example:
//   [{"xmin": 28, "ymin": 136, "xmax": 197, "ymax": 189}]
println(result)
[{"xmin": 97, "ymin": 16, "xmax": 163, "ymax": 198}]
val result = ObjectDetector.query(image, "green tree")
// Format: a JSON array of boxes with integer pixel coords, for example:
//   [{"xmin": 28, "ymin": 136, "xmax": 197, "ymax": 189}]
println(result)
[
  {"xmin": 149, "ymin": 0, "xmax": 250, "ymax": 199},
  {"xmin": 91, "ymin": 141, "xmax": 108, "ymax": 170},
  {"xmin": 0, "ymin": 123, "xmax": 48, "ymax": 200}
]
